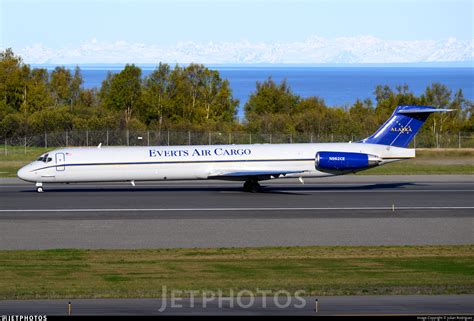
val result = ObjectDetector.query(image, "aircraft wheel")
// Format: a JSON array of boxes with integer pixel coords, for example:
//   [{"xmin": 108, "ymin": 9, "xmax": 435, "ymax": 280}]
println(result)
[{"xmin": 36, "ymin": 186, "xmax": 44, "ymax": 193}]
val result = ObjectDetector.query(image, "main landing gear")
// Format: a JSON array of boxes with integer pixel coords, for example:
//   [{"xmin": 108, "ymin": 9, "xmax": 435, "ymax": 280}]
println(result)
[
  {"xmin": 243, "ymin": 179, "xmax": 261, "ymax": 193},
  {"xmin": 36, "ymin": 182, "xmax": 43, "ymax": 193}
]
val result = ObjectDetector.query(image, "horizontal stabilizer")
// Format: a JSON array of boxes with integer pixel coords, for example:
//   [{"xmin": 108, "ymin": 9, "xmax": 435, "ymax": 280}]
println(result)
[{"xmin": 397, "ymin": 108, "xmax": 453, "ymax": 114}]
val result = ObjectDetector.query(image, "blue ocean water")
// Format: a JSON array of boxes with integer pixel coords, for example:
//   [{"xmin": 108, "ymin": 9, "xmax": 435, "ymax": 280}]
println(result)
[{"xmin": 78, "ymin": 67, "xmax": 474, "ymax": 118}]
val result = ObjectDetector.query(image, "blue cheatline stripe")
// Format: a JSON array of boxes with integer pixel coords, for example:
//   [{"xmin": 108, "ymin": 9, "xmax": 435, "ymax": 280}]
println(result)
[{"xmin": 30, "ymin": 156, "xmax": 413, "ymax": 172}]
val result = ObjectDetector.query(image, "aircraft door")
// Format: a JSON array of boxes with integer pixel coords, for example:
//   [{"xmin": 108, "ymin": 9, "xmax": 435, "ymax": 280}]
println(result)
[{"xmin": 55, "ymin": 153, "xmax": 65, "ymax": 171}]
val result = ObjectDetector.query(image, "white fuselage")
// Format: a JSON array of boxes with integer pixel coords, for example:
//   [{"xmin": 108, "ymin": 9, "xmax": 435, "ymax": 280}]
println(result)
[{"xmin": 17, "ymin": 143, "xmax": 414, "ymax": 184}]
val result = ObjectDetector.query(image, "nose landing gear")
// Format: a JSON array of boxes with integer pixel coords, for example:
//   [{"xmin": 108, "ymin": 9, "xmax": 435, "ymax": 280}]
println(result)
[
  {"xmin": 36, "ymin": 182, "xmax": 44, "ymax": 193},
  {"xmin": 243, "ymin": 179, "xmax": 261, "ymax": 193}
]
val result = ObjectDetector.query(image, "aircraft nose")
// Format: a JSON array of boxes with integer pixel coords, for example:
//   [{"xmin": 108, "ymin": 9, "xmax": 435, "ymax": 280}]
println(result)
[{"xmin": 17, "ymin": 165, "xmax": 35, "ymax": 182}]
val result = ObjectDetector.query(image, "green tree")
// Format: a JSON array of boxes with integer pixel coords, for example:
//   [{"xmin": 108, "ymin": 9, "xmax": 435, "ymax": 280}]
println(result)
[
  {"xmin": 79, "ymin": 88, "xmax": 99, "ymax": 108},
  {"xmin": 421, "ymin": 83, "xmax": 452, "ymax": 133},
  {"xmin": 183, "ymin": 64, "xmax": 204, "ymax": 122},
  {"xmin": 245, "ymin": 78, "xmax": 299, "ymax": 116},
  {"xmin": 462, "ymin": 100, "xmax": 474, "ymax": 132},
  {"xmin": 0, "ymin": 112, "xmax": 28, "ymax": 138},
  {"xmin": 70, "ymin": 66, "xmax": 84, "ymax": 106},
  {"xmin": 348, "ymin": 99, "xmax": 377, "ymax": 137},
  {"xmin": 50, "ymin": 66, "xmax": 73, "ymax": 106},
  {"xmin": 142, "ymin": 63, "xmax": 172, "ymax": 130},
  {"xmin": 197, "ymin": 67, "xmax": 238, "ymax": 127},
  {"xmin": 147, "ymin": 64, "xmax": 238, "ymax": 131},
  {"xmin": 21, "ymin": 68, "xmax": 52, "ymax": 113},
  {"xmin": 0, "ymin": 48, "xmax": 29, "ymax": 112},
  {"xmin": 292, "ymin": 97, "xmax": 328, "ymax": 135},
  {"xmin": 206, "ymin": 78, "xmax": 239, "ymax": 125},
  {"xmin": 446, "ymin": 89, "xmax": 469, "ymax": 133},
  {"xmin": 102, "ymin": 64, "xmax": 142, "ymax": 128},
  {"xmin": 245, "ymin": 78, "xmax": 299, "ymax": 133},
  {"xmin": 374, "ymin": 84, "xmax": 396, "ymax": 121},
  {"xmin": 28, "ymin": 106, "xmax": 74, "ymax": 133}
]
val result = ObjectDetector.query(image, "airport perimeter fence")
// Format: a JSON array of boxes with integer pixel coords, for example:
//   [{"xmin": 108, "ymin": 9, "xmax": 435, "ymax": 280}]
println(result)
[{"xmin": 2, "ymin": 130, "xmax": 474, "ymax": 155}]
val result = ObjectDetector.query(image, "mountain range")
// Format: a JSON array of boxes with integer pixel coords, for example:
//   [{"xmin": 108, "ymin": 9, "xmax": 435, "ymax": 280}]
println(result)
[{"xmin": 7, "ymin": 36, "xmax": 474, "ymax": 65}]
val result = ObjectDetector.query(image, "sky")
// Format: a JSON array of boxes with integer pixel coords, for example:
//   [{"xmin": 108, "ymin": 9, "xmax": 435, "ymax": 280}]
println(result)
[{"xmin": 0, "ymin": 0, "xmax": 473, "ymax": 64}]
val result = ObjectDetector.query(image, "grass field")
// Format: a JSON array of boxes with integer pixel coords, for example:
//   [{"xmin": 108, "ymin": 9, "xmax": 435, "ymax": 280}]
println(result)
[
  {"xmin": 0, "ymin": 245, "xmax": 472, "ymax": 299},
  {"xmin": 0, "ymin": 147, "xmax": 50, "ymax": 177},
  {"xmin": 361, "ymin": 149, "xmax": 473, "ymax": 175},
  {"xmin": 0, "ymin": 147, "xmax": 472, "ymax": 177}
]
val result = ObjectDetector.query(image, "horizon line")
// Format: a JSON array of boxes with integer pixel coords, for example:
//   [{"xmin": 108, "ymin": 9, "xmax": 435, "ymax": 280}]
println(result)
[{"xmin": 28, "ymin": 62, "xmax": 474, "ymax": 69}]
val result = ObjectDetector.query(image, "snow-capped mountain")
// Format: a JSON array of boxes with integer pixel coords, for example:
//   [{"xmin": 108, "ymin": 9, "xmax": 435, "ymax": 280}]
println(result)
[{"xmin": 7, "ymin": 36, "xmax": 474, "ymax": 65}]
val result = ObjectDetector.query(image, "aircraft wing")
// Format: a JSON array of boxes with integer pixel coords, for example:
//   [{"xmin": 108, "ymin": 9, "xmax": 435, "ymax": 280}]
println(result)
[{"xmin": 208, "ymin": 169, "xmax": 305, "ymax": 180}]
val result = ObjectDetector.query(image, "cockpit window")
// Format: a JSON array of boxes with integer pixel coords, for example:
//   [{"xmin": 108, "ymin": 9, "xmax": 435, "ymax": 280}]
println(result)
[{"xmin": 37, "ymin": 154, "xmax": 52, "ymax": 163}]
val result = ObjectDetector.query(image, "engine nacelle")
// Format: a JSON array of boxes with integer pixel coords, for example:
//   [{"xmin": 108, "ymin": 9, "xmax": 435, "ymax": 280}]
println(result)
[{"xmin": 315, "ymin": 151, "xmax": 382, "ymax": 172}]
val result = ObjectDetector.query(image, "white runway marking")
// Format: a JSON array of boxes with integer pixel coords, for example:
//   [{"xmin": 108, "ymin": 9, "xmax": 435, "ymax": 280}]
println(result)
[
  {"xmin": 0, "ymin": 186, "xmax": 472, "ymax": 193},
  {"xmin": 0, "ymin": 206, "xmax": 473, "ymax": 212},
  {"xmin": 221, "ymin": 190, "xmax": 474, "ymax": 193}
]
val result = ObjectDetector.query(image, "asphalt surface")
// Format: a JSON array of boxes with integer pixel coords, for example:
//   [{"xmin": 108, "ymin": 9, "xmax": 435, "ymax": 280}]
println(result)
[
  {"xmin": 0, "ymin": 295, "xmax": 473, "ymax": 315},
  {"xmin": 0, "ymin": 175, "xmax": 473, "ymax": 249}
]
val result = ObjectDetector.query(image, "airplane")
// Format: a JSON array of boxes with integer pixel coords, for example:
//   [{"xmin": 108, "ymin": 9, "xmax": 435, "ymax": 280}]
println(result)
[{"xmin": 17, "ymin": 105, "xmax": 450, "ymax": 193}]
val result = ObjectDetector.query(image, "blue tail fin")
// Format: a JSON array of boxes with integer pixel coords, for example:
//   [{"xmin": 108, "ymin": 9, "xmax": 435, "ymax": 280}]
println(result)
[{"xmin": 361, "ymin": 105, "xmax": 452, "ymax": 148}]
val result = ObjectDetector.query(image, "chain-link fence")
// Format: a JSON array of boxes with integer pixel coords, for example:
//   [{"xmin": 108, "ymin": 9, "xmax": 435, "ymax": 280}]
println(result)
[{"xmin": 1, "ymin": 130, "xmax": 474, "ymax": 155}]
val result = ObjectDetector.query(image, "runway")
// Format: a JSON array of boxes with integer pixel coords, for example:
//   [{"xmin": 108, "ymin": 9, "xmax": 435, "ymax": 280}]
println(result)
[
  {"xmin": 0, "ymin": 175, "xmax": 472, "ymax": 249},
  {"xmin": 1, "ymin": 295, "xmax": 473, "ymax": 315}
]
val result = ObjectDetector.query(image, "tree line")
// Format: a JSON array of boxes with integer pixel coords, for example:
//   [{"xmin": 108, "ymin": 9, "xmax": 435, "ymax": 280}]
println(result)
[
  {"xmin": 1, "ymin": 48, "xmax": 472, "ymax": 139},
  {"xmin": 245, "ymin": 79, "xmax": 473, "ymax": 137}
]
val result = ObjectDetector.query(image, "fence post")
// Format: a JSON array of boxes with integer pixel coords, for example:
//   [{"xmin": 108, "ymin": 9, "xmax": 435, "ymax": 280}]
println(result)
[
  {"xmin": 167, "ymin": 130, "xmax": 170, "ymax": 146},
  {"xmin": 24, "ymin": 136, "xmax": 26, "ymax": 154},
  {"xmin": 126, "ymin": 130, "xmax": 129, "ymax": 146},
  {"xmin": 66, "ymin": 130, "xmax": 68, "ymax": 147},
  {"xmin": 436, "ymin": 132, "xmax": 439, "ymax": 148},
  {"xmin": 249, "ymin": 133, "xmax": 252, "ymax": 144},
  {"xmin": 106, "ymin": 129, "xmax": 109, "ymax": 146},
  {"xmin": 4, "ymin": 138, "xmax": 6, "ymax": 156},
  {"xmin": 188, "ymin": 131, "xmax": 191, "ymax": 145},
  {"xmin": 208, "ymin": 132, "xmax": 211, "ymax": 145},
  {"xmin": 290, "ymin": 134, "xmax": 292, "ymax": 144},
  {"xmin": 147, "ymin": 131, "xmax": 150, "ymax": 146},
  {"xmin": 310, "ymin": 133, "xmax": 313, "ymax": 143},
  {"xmin": 458, "ymin": 132, "xmax": 461, "ymax": 149},
  {"xmin": 269, "ymin": 134, "xmax": 272, "ymax": 144},
  {"xmin": 86, "ymin": 130, "xmax": 89, "ymax": 146},
  {"xmin": 45, "ymin": 132, "xmax": 47, "ymax": 148},
  {"xmin": 331, "ymin": 134, "xmax": 334, "ymax": 143},
  {"xmin": 229, "ymin": 132, "xmax": 232, "ymax": 145}
]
